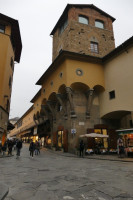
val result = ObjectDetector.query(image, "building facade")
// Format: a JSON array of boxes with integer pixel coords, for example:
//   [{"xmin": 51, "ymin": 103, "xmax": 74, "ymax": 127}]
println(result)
[
  {"xmin": 10, "ymin": 4, "xmax": 133, "ymax": 153},
  {"xmin": 0, "ymin": 14, "xmax": 22, "ymax": 141}
]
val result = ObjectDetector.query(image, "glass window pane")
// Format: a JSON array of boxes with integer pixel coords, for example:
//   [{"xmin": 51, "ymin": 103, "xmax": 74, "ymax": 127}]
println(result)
[
  {"xmin": 79, "ymin": 16, "xmax": 88, "ymax": 25},
  {"xmin": 95, "ymin": 21, "xmax": 104, "ymax": 29},
  {"xmin": 0, "ymin": 24, "xmax": 5, "ymax": 33},
  {"xmin": 90, "ymin": 42, "xmax": 98, "ymax": 53}
]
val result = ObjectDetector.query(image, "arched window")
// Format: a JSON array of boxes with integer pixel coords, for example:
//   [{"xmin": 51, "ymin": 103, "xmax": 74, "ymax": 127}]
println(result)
[
  {"xmin": 78, "ymin": 15, "xmax": 89, "ymax": 25},
  {"xmin": 95, "ymin": 20, "xmax": 104, "ymax": 29}
]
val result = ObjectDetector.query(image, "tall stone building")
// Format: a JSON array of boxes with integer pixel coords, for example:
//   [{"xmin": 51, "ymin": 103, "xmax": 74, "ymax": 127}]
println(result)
[
  {"xmin": 51, "ymin": 4, "xmax": 115, "ymax": 61},
  {"xmin": 0, "ymin": 14, "xmax": 22, "ymax": 141},
  {"xmin": 10, "ymin": 4, "xmax": 133, "ymax": 154}
]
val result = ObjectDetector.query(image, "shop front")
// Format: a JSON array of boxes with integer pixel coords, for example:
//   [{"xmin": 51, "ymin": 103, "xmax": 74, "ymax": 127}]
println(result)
[
  {"xmin": 116, "ymin": 128, "xmax": 133, "ymax": 156},
  {"xmin": 53, "ymin": 126, "xmax": 68, "ymax": 152}
]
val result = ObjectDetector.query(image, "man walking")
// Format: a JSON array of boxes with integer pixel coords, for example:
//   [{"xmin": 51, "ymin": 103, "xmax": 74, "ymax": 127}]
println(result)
[
  {"xmin": 16, "ymin": 139, "xmax": 22, "ymax": 158},
  {"xmin": 79, "ymin": 140, "xmax": 85, "ymax": 157}
]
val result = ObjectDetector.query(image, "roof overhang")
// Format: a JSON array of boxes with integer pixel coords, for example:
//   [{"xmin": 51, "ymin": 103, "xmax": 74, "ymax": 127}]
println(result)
[
  {"xmin": 0, "ymin": 13, "xmax": 22, "ymax": 63},
  {"xmin": 36, "ymin": 50, "xmax": 102, "ymax": 85},
  {"xmin": 50, "ymin": 4, "xmax": 115, "ymax": 35}
]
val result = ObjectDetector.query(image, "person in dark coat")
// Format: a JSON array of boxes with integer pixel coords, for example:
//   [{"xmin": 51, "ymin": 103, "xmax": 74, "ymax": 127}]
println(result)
[
  {"xmin": 29, "ymin": 140, "xmax": 35, "ymax": 158},
  {"xmin": 8, "ymin": 140, "xmax": 13, "ymax": 155},
  {"xmin": 79, "ymin": 140, "xmax": 85, "ymax": 157},
  {"xmin": 16, "ymin": 139, "xmax": 22, "ymax": 158}
]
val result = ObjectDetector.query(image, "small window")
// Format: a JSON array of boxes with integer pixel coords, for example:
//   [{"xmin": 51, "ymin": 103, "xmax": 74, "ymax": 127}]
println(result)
[
  {"xmin": 10, "ymin": 57, "xmax": 14, "ymax": 69},
  {"xmin": 43, "ymin": 89, "xmax": 45, "ymax": 94},
  {"xmin": 109, "ymin": 90, "xmax": 115, "ymax": 99},
  {"xmin": 50, "ymin": 81, "xmax": 53, "ymax": 86},
  {"xmin": 9, "ymin": 77, "xmax": 12, "ymax": 88},
  {"xmin": 59, "ymin": 19, "xmax": 68, "ymax": 35},
  {"xmin": 59, "ymin": 72, "xmax": 63, "ymax": 78},
  {"xmin": 95, "ymin": 20, "xmax": 104, "ymax": 29},
  {"xmin": 6, "ymin": 99, "xmax": 9, "ymax": 111},
  {"xmin": 90, "ymin": 42, "xmax": 99, "ymax": 53},
  {"xmin": 0, "ymin": 24, "xmax": 5, "ymax": 33},
  {"xmin": 78, "ymin": 15, "xmax": 89, "ymax": 25},
  {"xmin": 76, "ymin": 68, "xmax": 83, "ymax": 76}
]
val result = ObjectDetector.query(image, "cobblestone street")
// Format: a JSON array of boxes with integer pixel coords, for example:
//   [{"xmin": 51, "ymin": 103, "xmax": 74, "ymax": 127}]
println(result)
[{"xmin": 1, "ymin": 144, "xmax": 133, "ymax": 200}]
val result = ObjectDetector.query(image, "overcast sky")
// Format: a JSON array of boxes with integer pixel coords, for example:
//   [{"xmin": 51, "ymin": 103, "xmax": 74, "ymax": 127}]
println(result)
[{"xmin": 0, "ymin": 0, "xmax": 133, "ymax": 119}]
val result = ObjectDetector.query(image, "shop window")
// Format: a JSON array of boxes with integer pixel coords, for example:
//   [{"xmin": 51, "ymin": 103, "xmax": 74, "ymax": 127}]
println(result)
[
  {"xmin": 78, "ymin": 15, "xmax": 89, "ymax": 25},
  {"xmin": 109, "ymin": 90, "xmax": 115, "ymax": 99},
  {"xmin": 95, "ymin": 20, "xmax": 104, "ymax": 29},
  {"xmin": 90, "ymin": 42, "xmax": 99, "ymax": 53},
  {"xmin": 0, "ymin": 24, "xmax": 5, "ymax": 33},
  {"xmin": 58, "ymin": 131, "xmax": 63, "ymax": 147},
  {"xmin": 59, "ymin": 19, "xmax": 68, "ymax": 35}
]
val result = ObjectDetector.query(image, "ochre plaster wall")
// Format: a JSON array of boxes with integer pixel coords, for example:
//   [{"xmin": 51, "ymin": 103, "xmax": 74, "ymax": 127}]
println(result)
[
  {"xmin": 41, "ymin": 58, "xmax": 104, "ymax": 102},
  {"xmin": 100, "ymin": 46, "xmax": 133, "ymax": 118}
]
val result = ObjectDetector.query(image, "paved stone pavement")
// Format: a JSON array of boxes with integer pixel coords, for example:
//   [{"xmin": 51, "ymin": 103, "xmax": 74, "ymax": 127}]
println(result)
[{"xmin": 0, "ymin": 144, "xmax": 133, "ymax": 200}]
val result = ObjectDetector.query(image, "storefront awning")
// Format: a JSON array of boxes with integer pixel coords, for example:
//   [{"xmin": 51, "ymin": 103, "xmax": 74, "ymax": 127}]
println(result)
[{"xmin": 116, "ymin": 128, "xmax": 133, "ymax": 134}]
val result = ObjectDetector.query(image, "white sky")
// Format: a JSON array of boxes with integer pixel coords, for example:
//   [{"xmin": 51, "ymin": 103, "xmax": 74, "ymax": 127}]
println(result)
[{"xmin": 0, "ymin": 0, "xmax": 133, "ymax": 119}]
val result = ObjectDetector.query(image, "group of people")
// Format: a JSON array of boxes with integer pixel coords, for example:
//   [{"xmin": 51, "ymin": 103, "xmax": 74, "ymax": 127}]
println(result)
[
  {"xmin": 0, "ymin": 138, "xmax": 41, "ymax": 159},
  {"xmin": 29, "ymin": 140, "xmax": 41, "ymax": 158},
  {"xmin": 0, "ymin": 139, "xmax": 17, "ymax": 156}
]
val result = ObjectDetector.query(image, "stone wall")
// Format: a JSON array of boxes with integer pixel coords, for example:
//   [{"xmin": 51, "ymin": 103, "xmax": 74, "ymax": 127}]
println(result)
[{"xmin": 52, "ymin": 7, "xmax": 115, "ymax": 61}]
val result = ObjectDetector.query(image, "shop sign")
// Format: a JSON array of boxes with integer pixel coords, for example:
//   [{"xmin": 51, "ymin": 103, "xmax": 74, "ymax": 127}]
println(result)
[
  {"xmin": 71, "ymin": 129, "xmax": 76, "ymax": 134},
  {"xmin": 79, "ymin": 122, "xmax": 85, "ymax": 126}
]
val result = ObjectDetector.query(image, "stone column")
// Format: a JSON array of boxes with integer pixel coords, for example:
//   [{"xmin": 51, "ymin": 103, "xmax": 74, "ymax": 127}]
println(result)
[
  {"xmin": 86, "ymin": 89, "xmax": 94, "ymax": 119},
  {"xmin": 47, "ymin": 100, "xmax": 56, "ymax": 122},
  {"xmin": 66, "ymin": 87, "xmax": 76, "ymax": 118},
  {"xmin": 41, "ymin": 105, "xmax": 49, "ymax": 120},
  {"xmin": 56, "ymin": 93, "xmax": 67, "ymax": 119}
]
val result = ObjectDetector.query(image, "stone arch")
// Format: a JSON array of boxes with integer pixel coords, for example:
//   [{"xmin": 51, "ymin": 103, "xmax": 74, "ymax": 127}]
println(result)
[
  {"xmin": 41, "ymin": 98, "xmax": 47, "ymax": 105},
  {"xmin": 70, "ymin": 82, "xmax": 90, "ymax": 93},
  {"xmin": 58, "ymin": 84, "xmax": 67, "ymax": 94},
  {"xmin": 102, "ymin": 110, "xmax": 131, "ymax": 120},
  {"xmin": 93, "ymin": 84, "xmax": 105, "ymax": 94},
  {"xmin": 48, "ymin": 92, "xmax": 57, "ymax": 101}
]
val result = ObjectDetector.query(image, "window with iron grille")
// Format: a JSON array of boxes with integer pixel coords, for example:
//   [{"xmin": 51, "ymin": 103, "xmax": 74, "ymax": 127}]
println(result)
[{"xmin": 90, "ymin": 42, "xmax": 99, "ymax": 53}]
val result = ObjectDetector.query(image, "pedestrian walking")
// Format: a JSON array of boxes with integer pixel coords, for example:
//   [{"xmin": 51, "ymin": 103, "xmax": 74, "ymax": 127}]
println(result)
[
  {"xmin": 1, "ymin": 142, "xmax": 7, "ymax": 156},
  {"xmin": 29, "ymin": 140, "xmax": 35, "ymax": 158},
  {"xmin": 16, "ymin": 139, "xmax": 22, "ymax": 158},
  {"xmin": 79, "ymin": 140, "xmax": 85, "ymax": 157},
  {"xmin": 117, "ymin": 136, "xmax": 124, "ymax": 158},
  {"xmin": 8, "ymin": 140, "xmax": 13, "ymax": 156},
  {"xmin": 35, "ymin": 140, "xmax": 40, "ymax": 155}
]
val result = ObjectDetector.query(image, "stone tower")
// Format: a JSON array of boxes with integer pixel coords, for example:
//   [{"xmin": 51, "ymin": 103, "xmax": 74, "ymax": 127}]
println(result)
[{"xmin": 50, "ymin": 4, "xmax": 115, "ymax": 61}]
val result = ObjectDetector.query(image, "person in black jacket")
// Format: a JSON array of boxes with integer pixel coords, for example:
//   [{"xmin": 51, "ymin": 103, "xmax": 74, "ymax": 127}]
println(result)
[
  {"xmin": 29, "ymin": 140, "xmax": 35, "ymax": 158},
  {"xmin": 79, "ymin": 140, "xmax": 85, "ymax": 157},
  {"xmin": 16, "ymin": 139, "xmax": 22, "ymax": 158}
]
